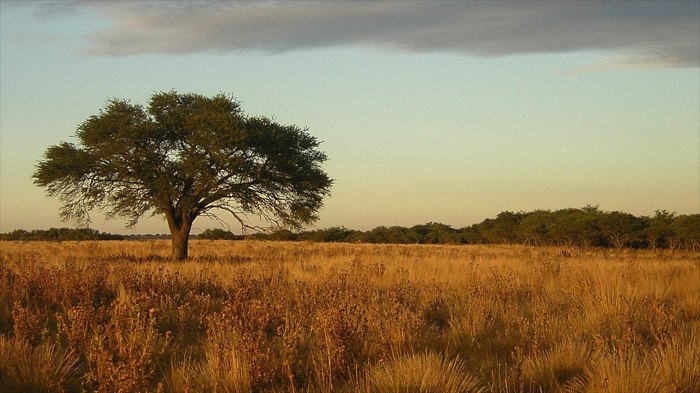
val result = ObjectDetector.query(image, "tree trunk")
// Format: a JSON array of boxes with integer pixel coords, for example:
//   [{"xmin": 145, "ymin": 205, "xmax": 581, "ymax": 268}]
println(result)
[
  {"xmin": 608, "ymin": 234, "xmax": 624, "ymax": 249},
  {"xmin": 171, "ymin": 226, "xmax": 191, "ymax": 260},
  {"xmin": 166, "ymin": 208, "xmax": 194, "ymax": 261}
]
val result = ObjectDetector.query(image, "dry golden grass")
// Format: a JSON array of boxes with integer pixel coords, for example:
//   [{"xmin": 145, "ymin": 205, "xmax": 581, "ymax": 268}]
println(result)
[{"xmin": 0, "ymin": 240, "xmax": 698, "ymax": 392}]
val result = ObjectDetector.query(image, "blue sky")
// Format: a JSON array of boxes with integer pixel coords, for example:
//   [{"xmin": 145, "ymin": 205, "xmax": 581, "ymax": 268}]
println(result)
[{"xmin": 1, "ymin": 1, "xmax": 698, "ymax": 234}]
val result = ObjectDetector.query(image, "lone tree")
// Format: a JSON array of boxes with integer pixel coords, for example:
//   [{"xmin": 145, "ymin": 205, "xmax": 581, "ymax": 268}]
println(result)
[{"xmin": 33, "ymin": 91, "xmax": 332, "ymax": 259}]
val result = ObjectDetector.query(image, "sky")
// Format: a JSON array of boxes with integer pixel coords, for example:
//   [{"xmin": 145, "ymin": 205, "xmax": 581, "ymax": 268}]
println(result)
[{"xmin": 0, "ymin": 0, "xmax": 698, "ymax": 234}]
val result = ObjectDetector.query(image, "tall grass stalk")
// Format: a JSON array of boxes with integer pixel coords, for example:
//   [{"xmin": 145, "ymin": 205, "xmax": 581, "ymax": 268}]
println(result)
[{"xmin": 0, "ymin": 240, "xmax": 697, "ymax": 392}]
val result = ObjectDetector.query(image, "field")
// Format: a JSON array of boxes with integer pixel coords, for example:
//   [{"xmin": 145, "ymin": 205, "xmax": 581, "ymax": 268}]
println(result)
[{"xmin": 0, "ymin": 240, "xmax": 698, "ymax": 393}]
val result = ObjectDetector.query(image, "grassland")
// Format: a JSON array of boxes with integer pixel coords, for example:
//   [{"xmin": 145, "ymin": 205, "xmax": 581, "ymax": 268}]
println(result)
[{"xmin": 0, "ymin": 240, "xmax": 698, "ymax": 392}]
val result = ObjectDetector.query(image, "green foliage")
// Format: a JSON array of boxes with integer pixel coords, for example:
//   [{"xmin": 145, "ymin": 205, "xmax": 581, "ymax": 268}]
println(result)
[
  {"xmin": 596, "ymin": 211, "xmax": 647, "ymax": 248},
  {"xmin": 671, "ymin": 214, "xmax": 700, "ymax": 251},
  {"xmin": 246, "ymin": 207, "xmax": 700, "ymax": 250},
  {"xmin": 197, "ymin": 228, "xmax": 242, "ymax": 240},
  {"xmin": 465, "ymin": 207, "xmax": 698, "ymax": 250},
  {"xmin": 645, "ymin": 210, "xmax": 675, "ymax": 249},
  {"xmin": 411, "ymin": 222, "xmax": 462, "ymax": 244},
  {"xmin": 33, "ymin": 91, "xmax": 332, "ymax": 259},
  {"xmin": 297, "ymin": 226, "xmax": 361, "ymax": 242},
  {"xmin": 5, "ymin": 209, "xmax": 697, "ymax": 251},
  {"xmin": 478, "ymin": 211, "xmax": 524, "ymax": 244}
]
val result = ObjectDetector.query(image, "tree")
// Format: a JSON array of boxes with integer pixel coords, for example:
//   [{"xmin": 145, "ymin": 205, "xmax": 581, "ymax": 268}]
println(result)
[
  {"xmin": 297, "ymin": 226, "xmax": 360, "ymax": 243},
  {"xmin": 517, "ymin": 210, "xmax": 550, "ymax": 246},
  {"xmin": 479, "ymin": 211, "xmax": 523, "ymax": 244},
  {"xmin": 411, "ymin": 222, "xmax": 460, "ymax": 244},
  {"xmin": 459, "ymin": 225, "xmax": 482, "ymax": 244},
  {"xmin": 546, "ymin": 208, "xmax": 601, "ymax": 248},
  {"xmin": 197, "ymin": 228, "xmax": 242, "ymax": 240},
  {"xmin": 596, "ymin": 211, "xmax": 646, "ymax": 249},
  {"xmin": 645, "ymin": 210, "xmax": 675, "ymax": 249},
  {"xmin": 671, "ymin": 214, "xmax": 700, "ymax": 251},
  {"xmin": 33, "ymin": 91, "xmax": 332, "ymax": 260}
]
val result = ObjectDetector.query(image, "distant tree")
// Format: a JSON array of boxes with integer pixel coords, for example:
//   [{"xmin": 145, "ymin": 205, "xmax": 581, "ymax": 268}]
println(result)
[
  {"xmin": 573, "ymin": 208, "xmax": 606, "ymax": 247},
  {"xmin": 581, "ymin": 204, "xmax": 602, "ymax": 215},
  {"xmin": 266, "ymin": 229, "xmax": 299, "ymax": 241},
  {"xmin": 33, "ymin": 91, "xmax": 332, "ymax": 260},
  {"xmin": 645, "ymin": 210, "xmax": 675, "ymax": 249},
  {"xmin": 296, "ymin": 228, "xmax": 326, "ymax": 242},
  {"xmin": 479, "ymin": 211, "xmax": 523, "ymax": 244},
  {"xmin": 198, "ymin": 228, "xmax": 242, "ymax": 240},
  {"xmin": 363, "ymin": 226, "xmax": 392, "ymax": 244},
  {"xmin": 468, "ymin": 206, "xmax": 675, "ymax": 249},
  {"xmin": 459, "ymin": 225, "xmax": 483, "ymax": 244},
  {"xmin": 383, "ymin": 226, "xmax": 420, "ymax": 244},
  {"xmin": 596, "ymin": 211, "xmax": 647, "ymax": 249},
  {"xmin": 411, "ymin": 222, "xmax": 460, "ymax": 244},
  {"xmin": 517, "ymin": 210, "xmax": 550, "ymax": 246},
  {"xmin": 546, "ymin": 208, "xmax": 602, "ymax": 247},
  {"xmin": 0, "ymin": 228, "xmax": 123, "ymax": 241},
  {"xmin": 298, "ymin": 227, "xmax": 360, "ymax": 243},
  {"xmin": 0, "ymin": 229, "xmax": 30, "ymax": 241},
  {"xmin": 671, "ymin": 214, "xmax": 700, "ymax": 251}
]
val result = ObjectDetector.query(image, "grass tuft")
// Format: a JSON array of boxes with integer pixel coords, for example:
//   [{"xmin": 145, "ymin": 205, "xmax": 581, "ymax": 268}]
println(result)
[
  {"xmin": 365, "ymin": 352, "xmax": 484, "ymax": 393},
  {"xmin": 0, "ymin": 336, "xmax": 82, "ymax": 393},
  {"xmin": 0, "ymin": 240, "xmax": 697, "ymax": 391}
]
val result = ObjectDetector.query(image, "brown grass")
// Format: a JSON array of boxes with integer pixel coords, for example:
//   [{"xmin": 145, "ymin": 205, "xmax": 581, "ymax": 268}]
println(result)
[{"xmin": 0, "ymin": 240, "xmax": 698, "ymax": 392}]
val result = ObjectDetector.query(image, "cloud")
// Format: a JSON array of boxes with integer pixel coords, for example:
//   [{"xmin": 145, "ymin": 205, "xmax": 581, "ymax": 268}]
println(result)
[
  {"xmin": 12, "ymin": 32, "xmax": 60, "ymax": 45},
  {"xmin": 24, "ymin": 1, "xmax": 700, "ymax": 67}
]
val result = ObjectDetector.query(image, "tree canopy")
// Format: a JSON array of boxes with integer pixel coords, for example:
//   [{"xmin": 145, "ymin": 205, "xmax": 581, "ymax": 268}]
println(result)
[{"xmin": 33, "ymin": 91, "xmax": 332, "ymax": 259}]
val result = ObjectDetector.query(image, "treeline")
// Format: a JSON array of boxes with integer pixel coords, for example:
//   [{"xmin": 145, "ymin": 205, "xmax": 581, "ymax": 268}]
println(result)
[
  {"xmin": 247, "ymin": 207, "xmax": 700, "ymax": 251},
  {"xmin": 0, "ymin": 228, "xmax": 241, "ymax": 242},
  {"xmin": 0, "ymin": 228, "xmax": 125, "ymax": 241},
  {"xmin": 3, "ymin": 207, "xmax": 699, "ymax": 250},
  {"xmin": 197, "ymin": 228, "xmax": 245, "ymax": 240},
  {"xmin": 0, "ymin": 228, "xmax": 240, "ymax": 242}
]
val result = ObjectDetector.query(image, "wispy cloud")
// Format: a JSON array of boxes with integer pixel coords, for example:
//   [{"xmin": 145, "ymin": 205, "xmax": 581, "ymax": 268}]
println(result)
[
  {"xmin": 21, "ymin": 1, "xmax": 700, "ymax": 67},
  {"xmin": 12, "ymin": 32, "xmax": 60, "ymax": 45},
  {"xmin": 570, "ymin": 52, "xmax": 693, "ymax": 73}
]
